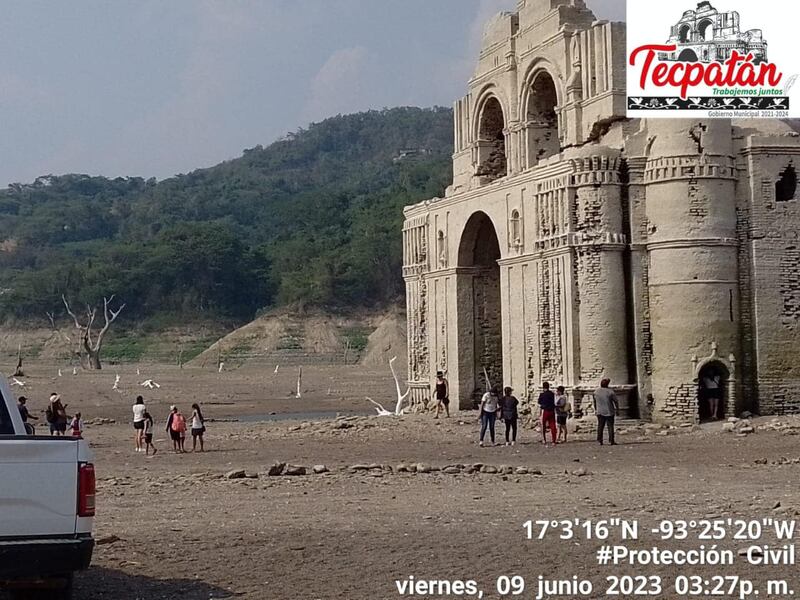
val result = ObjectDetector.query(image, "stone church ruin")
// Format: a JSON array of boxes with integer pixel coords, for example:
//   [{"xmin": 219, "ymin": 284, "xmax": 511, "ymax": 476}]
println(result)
[{"xmin": 402, "ymin": 0, "xmax": 800, "ymax": 423}]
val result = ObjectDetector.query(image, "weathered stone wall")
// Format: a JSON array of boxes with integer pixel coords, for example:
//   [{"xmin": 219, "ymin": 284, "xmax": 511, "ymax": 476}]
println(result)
[
  {"xmin": 402, "ymin": 0, "xmax": 800, "ymax": 422},
  {"xmin": 740, "ymin": 138, "xmax": 800, "ymax": 414}
]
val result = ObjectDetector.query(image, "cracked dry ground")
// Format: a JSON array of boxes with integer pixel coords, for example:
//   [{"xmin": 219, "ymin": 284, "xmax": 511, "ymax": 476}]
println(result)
[{"xmin": 69, "ymin": 415, "xmax": 800, "ymax": 599}]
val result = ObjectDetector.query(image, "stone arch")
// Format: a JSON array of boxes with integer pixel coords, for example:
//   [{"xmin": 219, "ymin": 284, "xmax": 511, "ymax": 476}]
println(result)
[
  {"xmin": 473, "ymin": 90, "xmax": 508, "ymax": 182},
  {"xmin": 698, "ymin": 18, "xmax": 714, "ymax": 41},
  {"xmin": 776, "ymin": 164, "xmax": 797, "ymax": 202},
  {"xmin": 520, "ymin": 63, "xmax": 563, "ymax": 168},
  {"xmin": 678, "ymin": 23, "xmax": 692, "ymax": 43},
  {"xmin": 455, "ymin": 211, "xmax": 504, "ymax": 406},
  {"xmin": 678, "ymin": 48, "xmax": 699, "ymax": 62},
  {"xmin": 697, "ymin": 360, "xmax": 729, "ymax": 420}
]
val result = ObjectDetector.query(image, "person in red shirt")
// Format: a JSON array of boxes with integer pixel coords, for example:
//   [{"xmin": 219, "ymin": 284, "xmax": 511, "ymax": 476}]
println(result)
[{"xmin": 537, "ymin": 382, "xmax": 557, "ymax": 446}]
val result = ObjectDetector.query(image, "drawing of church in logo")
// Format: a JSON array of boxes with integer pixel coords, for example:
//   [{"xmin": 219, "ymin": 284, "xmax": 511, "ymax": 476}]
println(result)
[{"xmin": 657, "ymin": 1, "xmax": 767, "ymax": 63}]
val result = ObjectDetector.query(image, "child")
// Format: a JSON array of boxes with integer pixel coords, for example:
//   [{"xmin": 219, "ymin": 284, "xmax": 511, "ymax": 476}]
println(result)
[
  {"xmin": 69, "ymin": 412, "xmax": 83, "ymax": 438},
  {"xmin": 555, "ymin": 386, "xmax": 571, "ymax": 443},
  {"xmin": 143, "ymin": 411, "xmax": 157, "ymax": 456}
]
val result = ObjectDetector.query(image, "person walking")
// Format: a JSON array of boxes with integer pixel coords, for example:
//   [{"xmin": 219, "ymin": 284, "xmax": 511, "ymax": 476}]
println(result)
[
  {"xmin": 500, "ymin": 386, "xmax": 519, "ymax": 446},
  {"xmin": 594, "ymin": 378, "xmax": 619, "ymax": 446},
  {"xmin": 478, "ymin": 384, "xmax": 502, "ymax": 447},
  {"xmin": 537, "ymin": 382, "xmax": 557, "ymax": 446},
  {"xmin": 555, "ymin": 386, "xmax": 571, "ymax": 443},
  {"xmin": 46, "ymin": 393, "xmax": 68, "ymax": 436},
  {"xmin": 17, "ymin": 396, "xmax": 38, "ymax": 434},
  {"xmin": 190, "ymin": 403, "xmax": 206, "ymax": 452},
  {"xmin": 143, "ymin": 411, "xmax": 157, "ymax": 456},
  {"xmin": 132, "ymin": 396, "xmax": 147, "ymax": 452},
  {"xmin": 433, "ymin": 371, "xmax": 450, "ymax": 419}
]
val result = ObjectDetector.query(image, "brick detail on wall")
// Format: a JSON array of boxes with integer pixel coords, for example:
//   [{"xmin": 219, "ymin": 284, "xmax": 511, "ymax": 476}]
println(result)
[
  {"xmin": 660, "ymin": 382, "xmax": 698, "ymax": 423},
  {"xmin": 687, "ymin": 176, "xmax": 709, "ymax": 220},
  {"xmin": 780, "ymin": 246, "xmax": 800, "ymax": 325},
  {"xmin": 576, "ymin": 247, "xmax": 605, "ymax": 381},
  {"xmin": 473, "ymin": 269, "xmax": 502, "ymax": 398}
]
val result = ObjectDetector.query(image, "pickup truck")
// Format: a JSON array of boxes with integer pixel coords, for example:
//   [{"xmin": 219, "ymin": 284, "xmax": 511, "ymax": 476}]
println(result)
[{"xmin": 0, "ymin": 379, "xmax": 95, "ymax": 599}]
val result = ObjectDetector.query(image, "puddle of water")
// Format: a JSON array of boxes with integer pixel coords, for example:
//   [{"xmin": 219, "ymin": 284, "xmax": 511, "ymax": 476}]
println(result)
[{"xmin": 236, "ymin": 410, "xmax": 373, "ymax": 423}]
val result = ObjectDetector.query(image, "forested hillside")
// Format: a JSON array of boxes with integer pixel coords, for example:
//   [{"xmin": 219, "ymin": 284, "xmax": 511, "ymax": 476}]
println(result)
[{"xmin": 0, "ymin": 107, "xmax": 452, "ymax": 324}]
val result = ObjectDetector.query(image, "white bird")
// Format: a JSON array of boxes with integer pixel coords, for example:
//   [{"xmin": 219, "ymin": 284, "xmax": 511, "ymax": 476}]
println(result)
[
  {"xmin": 274, "ymin": 364, "xmax": 279, "ymax": 374},
  {"xmin": 218, "ymin": 362, "xmax": 225, "ymax": 373},
  {"xmin": 58, "ymin": 369, "xmax": 62, "ymax": 377},
  {"xmin": 112, "ymin": 374, "xmax": 120, "ymax": 390},
  {"xmin": 72, "ymin": 367, "xmax": 77, "ymax": 376},
  {"xmin": 10, "ymin": 377, "xmax": 25, "ymax": 387},
  {"xmin": 139, "ymin": 379, "xmax": 161, "ymax": 389},
  {"xmin": 136, "ymin": 368, "xmax": 140, "ymax": 376}
]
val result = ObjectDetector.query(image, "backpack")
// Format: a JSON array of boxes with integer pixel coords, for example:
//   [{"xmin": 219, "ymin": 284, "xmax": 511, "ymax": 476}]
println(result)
[
  {"xmin": 45, "ymin": 404, "xmax": 54, "ymax": 423},
  {"xmin": 171, "ymin": 413, "xmax": 186, "ymax": 432}
]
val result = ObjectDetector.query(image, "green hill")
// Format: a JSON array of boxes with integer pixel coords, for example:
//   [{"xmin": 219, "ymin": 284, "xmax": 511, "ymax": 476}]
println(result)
[{"xmin": 0, "ymin": 107, "xmax": 453, "ymax": 324}]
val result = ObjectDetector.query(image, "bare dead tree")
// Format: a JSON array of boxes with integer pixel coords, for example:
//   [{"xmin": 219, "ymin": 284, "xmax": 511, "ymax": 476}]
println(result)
[
  {"xmin": 46, "ymin": 310, "xmax": 79, "ymax": 366},
  {"xmin": 62, "ymin": 294, "xmax": 126, "ymax": 370},
  {"xmin": 13, "ymin": 344, "xmax": 23, "ymax": 377}
]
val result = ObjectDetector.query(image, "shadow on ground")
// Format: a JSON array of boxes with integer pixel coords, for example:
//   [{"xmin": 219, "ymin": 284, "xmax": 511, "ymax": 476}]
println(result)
[{"xmin": 75, "ymin": 567, "xmax": 235, "ymax": 599}]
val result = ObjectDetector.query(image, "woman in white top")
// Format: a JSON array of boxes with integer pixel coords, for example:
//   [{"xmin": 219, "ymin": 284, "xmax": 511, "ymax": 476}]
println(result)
[
  {"xmin": 478, "ymin": 384, "xmax": 502, "ymax": 447},
  {"xmin": 132, "ymin": 396, "xmax": 147, "ymax": 452},
  {"xmin": 190, "ymin": 403, "xmax": 206, "ymax": 452}
]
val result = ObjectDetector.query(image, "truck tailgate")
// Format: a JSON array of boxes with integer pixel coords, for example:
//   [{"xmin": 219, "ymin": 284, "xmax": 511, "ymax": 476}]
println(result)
[{"xmin": 0, "ymin": 438, "xmax": 80, "ymax": 538}]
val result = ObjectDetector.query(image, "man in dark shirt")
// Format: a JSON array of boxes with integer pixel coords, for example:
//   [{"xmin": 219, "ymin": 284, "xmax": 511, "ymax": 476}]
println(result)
[
  {"xmin": 500, "ymin": 387, "xmax": 519, "ymax": 446},
  {"xmin": 17, "ymin": 396, "xmax": 37, "ymax": 434},
  {"xmin": 537, "ymin": 382, "xmax": 557, "ymax": 446}
]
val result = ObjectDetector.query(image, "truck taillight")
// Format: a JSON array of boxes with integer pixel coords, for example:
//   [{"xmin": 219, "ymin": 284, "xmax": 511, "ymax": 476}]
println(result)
[{"xmin": 78, "ymin": 463, "xmax": 96, "ymax": 517}]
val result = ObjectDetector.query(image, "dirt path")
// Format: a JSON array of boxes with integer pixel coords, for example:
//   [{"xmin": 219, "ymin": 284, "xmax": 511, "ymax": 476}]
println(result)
[{"xmin": 3, "ymin": 363, "xmax": 799, "ymax": 599}]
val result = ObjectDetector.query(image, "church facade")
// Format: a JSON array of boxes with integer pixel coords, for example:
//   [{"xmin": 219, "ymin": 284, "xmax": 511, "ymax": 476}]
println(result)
[{"xmin": 402, "ymin": 0, "xmax": 800, "ymax": 422}]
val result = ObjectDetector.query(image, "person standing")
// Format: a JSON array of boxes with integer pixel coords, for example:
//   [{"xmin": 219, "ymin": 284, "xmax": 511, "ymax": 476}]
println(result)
[
  {"xmin": 69, "ymin": 412, "xmax": 84, "ymax": 438},
  {"xmin": 537, "ymin": 382, "xmax": 557, "ymax": 446},
  {"xmin": 703, "ymin": 373, "xmax": 722, "ymax": 420},
  {"xmin": 433, "ymin": 371, "xmax": 450, "ymax": 419},
  {"xmin": 143, "ymin": 411, "xmax": 157, "ymax": 456},
  {"xmin": 594, "ymin": 378, "xmax": 619, "ymax": 446},
  {"xmin": 46, "ymin": 393, "xmax": 68, "ymax": 436},
  {"xmin": 166, "ymin": 406, "xmax": 186, "ymax": 453},
  {"xmin": 478, "ymin": 384, "xmax": 502, "ymax": 447},
  {"xmin": 17, "ymin": 396, "xmax": 38, "ymax": 434},
  {"xmin": 555, "ymin": 386, "xmax": 571, "ymax": 443},
  {"xmin": 500, "ymin": 386, "xmax": 519, "ymax": 446},
  {"xmin": 132, "ymin": 396, "xmax": 147, "ymax": 452},
  {"xmin": 190, "ymin": 403, "xmax": 206, "ymax": 452}
]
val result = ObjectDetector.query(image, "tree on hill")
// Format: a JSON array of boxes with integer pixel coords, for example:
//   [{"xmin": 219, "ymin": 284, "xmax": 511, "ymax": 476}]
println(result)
[{"xmin": 0, "ymin": 107, "xmax": 453, "ymax": 325}]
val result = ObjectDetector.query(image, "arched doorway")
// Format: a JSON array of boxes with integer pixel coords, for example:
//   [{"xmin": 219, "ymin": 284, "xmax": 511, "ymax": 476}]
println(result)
[
  {"xmin": 475, "ymin": 97, "xmax": 507, "ymax": 182},
  {"xmin": 698, "ymin": 19, "xmax": 714, "ymax": 42},
  {"xmin": 525, "ymin": 71, "xmax": 560, "ymax": 168},
  {"xmin": 678, "ymin": 24, "xmax": 691, "ymax": 43},
  {"xmin": 698, "ymin": 361, "xmax": 729, "ymax": 420},
  {"xmin": 457, "ymin": 212, "xmax": 503, "ymax": 406},
  {"xmin": 678, "ymin": 48, "xmax": 699, "ymax": 62}
]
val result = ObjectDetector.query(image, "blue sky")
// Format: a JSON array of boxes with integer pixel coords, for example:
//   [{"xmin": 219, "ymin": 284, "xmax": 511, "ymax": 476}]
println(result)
[{"xmin": 0, "ymin": 0, "xmax": 624, "ymax": 185}]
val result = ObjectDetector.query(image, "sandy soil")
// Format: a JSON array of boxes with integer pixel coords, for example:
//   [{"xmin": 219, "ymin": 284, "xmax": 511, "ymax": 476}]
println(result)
[{"xmin": 3, "ymin": 362, "xmax": 800, "ymax": 600}]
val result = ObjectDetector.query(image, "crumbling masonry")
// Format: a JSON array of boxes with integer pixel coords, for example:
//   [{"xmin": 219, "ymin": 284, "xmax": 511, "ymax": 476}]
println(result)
[{"xmin": 402, "ymin": 0, "xmax": 800, "ymax": 422}]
